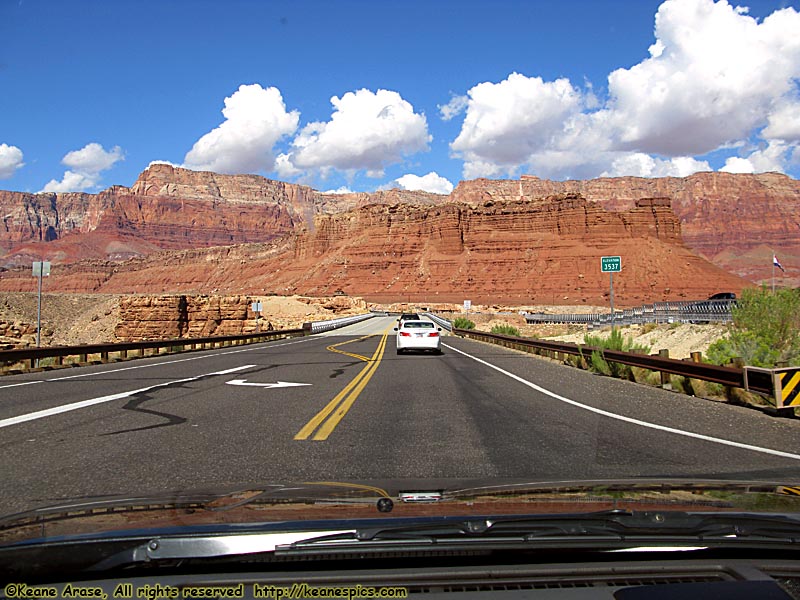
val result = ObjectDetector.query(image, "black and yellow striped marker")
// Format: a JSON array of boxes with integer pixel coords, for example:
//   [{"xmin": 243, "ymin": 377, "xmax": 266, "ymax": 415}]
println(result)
[
  {"xmin": 779, "ymin": 369, "xmax": 800, "ymax": 407},
  {"xmin": 295, "ymin": 325, "xmax": 392, "ymax": 441}
]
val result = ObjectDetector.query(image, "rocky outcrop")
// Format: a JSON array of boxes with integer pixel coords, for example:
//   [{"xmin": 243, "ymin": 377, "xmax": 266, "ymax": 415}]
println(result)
[
  {"xmin": 114, "ymin": 295, "xmax": 257, "ymax": 340},
  {"xmin": 114, "ymin": 294, "xmax": 370, "ymax": 341},
  {"xmin": 452, "ymin": 172, "xmax": 800, "ymax": 284},
  {"xmin": 0, "ymin": 165, "xmax": 441, "ymax": 265},
  {"xmin": 0, "ymin": 194, "xmax": 747, "ymax": 305}
]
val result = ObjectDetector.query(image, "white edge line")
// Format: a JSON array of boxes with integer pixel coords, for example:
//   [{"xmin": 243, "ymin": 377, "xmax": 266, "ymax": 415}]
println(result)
[
  {"xmin": 0, "ymin": 365, "xmax": 255, "ymax": 429},
  {"xmin": 0, "ymin": 381, "xmax": 44, "ymax": 390},
  {"xmin": 0, "ymin": 337, "xmax": 313, "ymax": 389},
  {"xmin": 442, "ymin": 343, "xmax": 800, "ymax": 462}
]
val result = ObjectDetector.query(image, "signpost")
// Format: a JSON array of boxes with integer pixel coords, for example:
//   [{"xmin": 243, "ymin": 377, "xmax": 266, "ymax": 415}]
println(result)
[
  {"xmin": 600, "ymin": 256, "xmax": 621, "ymax": 330},
  {"xmin": 32, "ymin": 261, "xmax": 50, "ymax": 349},
  {"xmin": 463, "ymin": 300, "xmax": 471, "ymax": 316},
  {"xmin": 251, "ymin": 301, "xmax": 263, "ymax": 333}
]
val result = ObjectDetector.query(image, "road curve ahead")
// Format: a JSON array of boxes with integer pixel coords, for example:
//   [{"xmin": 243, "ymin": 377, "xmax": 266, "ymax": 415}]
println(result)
[{"xmin": 1, "ymin": 315, "xmax": 799, "ymax": 515}]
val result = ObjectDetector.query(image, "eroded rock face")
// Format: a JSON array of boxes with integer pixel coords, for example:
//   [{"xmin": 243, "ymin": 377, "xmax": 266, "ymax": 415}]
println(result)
[
  {"xmin": 0, "ymin": 194, "xmax": 747, "ymax": 305},
  {"xmin": 114, "ymin": 294, "xmax": 370, "ymax": 341},
  {"xmin": 3, "ymin": 167, "xmax": 796, "ymax": 288},
  {"xmin": 452, "ymin": 172, "xmax": 800, "ymax": 284},
  {"xmin": 115, "ymin": 295, "xmax": 256, "ymax": 340},
  {"xmin": 0, "ymin": 165, "xmax": 442, "ymax": 265}
]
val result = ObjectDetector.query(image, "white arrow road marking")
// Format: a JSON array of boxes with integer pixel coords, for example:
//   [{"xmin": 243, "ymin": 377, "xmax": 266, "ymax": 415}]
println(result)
[
  {"xmin": 0, "ymin": 365, "xmax": 256, "ymax": 429},
  {"xmin": 226, "ymin": 379, "xmax": 312, "ymax": 389}
]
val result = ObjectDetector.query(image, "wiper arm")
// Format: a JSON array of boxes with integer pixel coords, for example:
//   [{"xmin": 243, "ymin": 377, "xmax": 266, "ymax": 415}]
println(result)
[
  {"xmin": 86, "ymin": 511, "xmax": 800, "ymax": 571},
  {"xmin": 350, "ymin": 510, "xmax": 800, "ymax": 544}
]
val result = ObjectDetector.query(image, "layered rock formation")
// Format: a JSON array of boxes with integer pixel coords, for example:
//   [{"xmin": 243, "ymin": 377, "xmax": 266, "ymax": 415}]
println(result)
[
  {"xmin": 2, "ymin": 166, "xmax": 795, "ymax": 301},
  {"xmin": 114, "ymin": 294, "xmax": 369, "ymax": 341},
  {"xmin": 0, "ymin": 194, "xmax": 747, "ymax": 305},
  {"xmin": 0, "ymin": 165, "xmax": 442, "ymax": 265},
  {"xmin": 452, "ymin": 172, "xmax": 800, "ymax": 285}
]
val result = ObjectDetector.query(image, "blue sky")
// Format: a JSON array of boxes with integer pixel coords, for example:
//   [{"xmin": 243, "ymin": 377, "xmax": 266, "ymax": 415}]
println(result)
[{"xmin": 1, "ymin": 0, "xmax": 799, "ymax": 195}]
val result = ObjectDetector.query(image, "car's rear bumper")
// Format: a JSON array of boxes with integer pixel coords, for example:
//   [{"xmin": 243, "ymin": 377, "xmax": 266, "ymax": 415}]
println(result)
[{"xmin": 397, "ymin": 337, "xmax": 441, "ymax": 351}]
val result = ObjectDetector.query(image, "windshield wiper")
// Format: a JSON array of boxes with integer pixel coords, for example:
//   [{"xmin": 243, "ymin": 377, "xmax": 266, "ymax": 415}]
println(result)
[
  {"xmin": 68, "ymin": 510, "xmax": 800, "ymax": 572},
  {"xmin": 343, "ymin": 510, "xmax": 800, "ymax": 545}
]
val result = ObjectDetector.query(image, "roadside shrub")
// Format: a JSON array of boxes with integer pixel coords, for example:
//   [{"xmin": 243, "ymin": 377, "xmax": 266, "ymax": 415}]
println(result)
[
  {"xmin": 581, "ymin": 328, "xmax": 651, "ymax": 380},
  {"xmin": 453, "ymin": 317, "xmax": 476, "ymax": 330},
  {"xmin": 706, "ymin": 287, "xmax": 800, "ymax": 368},
  {"xmin": 491, "ymin": 323, "xmax": 521, "ymax": 336},
  {"xmin": 641, "ymin": 323, "xmax": 658, "ymax": 334}
]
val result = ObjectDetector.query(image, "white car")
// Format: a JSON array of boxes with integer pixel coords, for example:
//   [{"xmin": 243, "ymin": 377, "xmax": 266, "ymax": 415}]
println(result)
[{"xmin": 395, "ymin": 320, "xmax": 442, "ymax": 355}]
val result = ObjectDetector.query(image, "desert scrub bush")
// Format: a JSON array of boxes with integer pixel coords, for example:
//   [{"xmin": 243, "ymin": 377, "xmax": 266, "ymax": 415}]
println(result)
[
  {"xmin": 453, "ymin": 317, "xmax": 476, "ymax": 330},
  {"xmin": 491, "ymin": 323, "xmax": 521, "ymax": 336},
  {"xmin": 641, "ymin": 322, "xmax": 658, "ymax": 334},
  {"xmin": 581, "ymin": 328, "xmax": 651, "ymax": 380},
  {"xmin": 706, "ymin": 287, "xmax": 800, "ymax": 368}
]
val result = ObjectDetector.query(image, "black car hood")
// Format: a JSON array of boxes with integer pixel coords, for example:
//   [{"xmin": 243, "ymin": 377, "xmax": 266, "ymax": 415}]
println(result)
[{"xmin": 3, "ymin": 477, "xmax": 800, "ymax": 547}]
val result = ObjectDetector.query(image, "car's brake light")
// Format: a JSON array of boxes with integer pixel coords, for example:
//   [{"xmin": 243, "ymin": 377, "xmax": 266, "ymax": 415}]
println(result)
[
  {"xmin": 428, "ymin": 332, "xmax": 439, "ymax": 337},
  {"xmin": 399, "ymin": 332, "xmax": 412, "ymax": 336}
]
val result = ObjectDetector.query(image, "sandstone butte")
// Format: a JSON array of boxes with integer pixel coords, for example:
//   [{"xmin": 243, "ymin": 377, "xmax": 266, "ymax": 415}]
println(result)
[{"xmin": 0, "ymin": 164, "xmax": 796, "ymax": 304}]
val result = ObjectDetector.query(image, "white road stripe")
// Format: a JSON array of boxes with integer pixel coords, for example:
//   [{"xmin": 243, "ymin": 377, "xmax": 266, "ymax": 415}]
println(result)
[
  {"xmin": 0, "ymin": 365, "xmax": 255, "ymax": 429},
  {"xmin": 0, "ymin": 381, "xmax": 43, "ymax": 390},
  {"xmin": 443, "ymin": 343, "xmax": 800, "ymax": 462},
  {"xmin": 0, "ymin": 337, "xmax": 313, "ymax": 389}
]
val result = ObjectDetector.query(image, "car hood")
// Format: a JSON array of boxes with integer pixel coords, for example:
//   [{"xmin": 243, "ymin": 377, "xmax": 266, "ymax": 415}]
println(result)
[{"xmin": 3, "ymin": 477, "xmax": 800, "ymax": 547}]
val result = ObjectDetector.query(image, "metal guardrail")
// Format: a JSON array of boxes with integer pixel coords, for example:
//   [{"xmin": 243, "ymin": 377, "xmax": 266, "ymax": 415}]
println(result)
[
  {"xmin": 452, "ymin": 328, "xmax": 773, "ymax": 395},
  {"xmin": 525, "ymin": 299, "xmax": 736, "ymax": 328},
  {"xmin": 310, "ymin": 313, "xmax": 375, "ymax": 333},
  {"xmin": 1, "ymin": 312, "xmax": 375, "ymax": 374},
  {"xmin": 423, "ymin": 313, "xmax": 453, "ymax": 331},
  {"xmin": 0, "ymin": 328, "xmax": 306, "ymax": 373}
]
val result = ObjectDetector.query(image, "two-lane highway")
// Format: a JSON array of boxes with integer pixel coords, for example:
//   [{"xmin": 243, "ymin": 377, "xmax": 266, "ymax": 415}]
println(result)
[{"xmin": 2, "ymin": 315, "xmax": 800, "ymax": 515}]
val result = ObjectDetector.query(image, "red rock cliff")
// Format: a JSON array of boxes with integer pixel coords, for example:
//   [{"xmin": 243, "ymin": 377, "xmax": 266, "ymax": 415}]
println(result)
[
  {"xmin": 452, "ymin": 172, "xmax": 800, "ymax": 285},
  {"xmin": 0, "ymin": 194, "xmax": 747, "ymax": 305}
]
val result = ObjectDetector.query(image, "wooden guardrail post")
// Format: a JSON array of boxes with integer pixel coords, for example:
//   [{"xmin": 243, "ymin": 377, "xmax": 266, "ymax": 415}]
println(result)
[{"xmin": 659, "ymin": 349, "xmax": 670, "ymax": 388}]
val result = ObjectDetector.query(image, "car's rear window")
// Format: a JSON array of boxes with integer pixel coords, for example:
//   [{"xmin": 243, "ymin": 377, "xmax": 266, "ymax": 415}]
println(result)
[{"xmin": 403, "ymin": 322, "xmax": 434, "ymax": 328}]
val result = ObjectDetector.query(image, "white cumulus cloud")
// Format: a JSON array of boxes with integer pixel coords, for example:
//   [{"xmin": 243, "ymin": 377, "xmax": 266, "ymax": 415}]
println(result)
[
  {"xmin": 720, "ymin": 140, "xmax": 795, "ymax": 173},
  {"xmin": 41, "ymin": 143, "xmax": 124, "ymax": 193},
  {"xmin": 394, "ymin": 172, "xmax": 454, "ymax": 194},
  {"xmin": 322, "ymin": 186, "xmax": 356, "ymax": 194},
  {"xmin": 446, "ymin": 0, "xmax": 800, "ymax": 180},
  {"xmin": 601, "ymin": 154, "xmax": 712, "ymax": 177},
  {"xmin": 62, "ymin": 143, "xmax": 123, "ymax": 174},
  {"xmin": 606, "ymin": 0, "xmax": 800, "ymax": 155},
  {"xmin": 289, "ymin": 88, "xmax": 431, "ymax": 176},
  {"xmin": 184, "ymin": 84, "xmax": 299, "ymax": 174},
  {"xmin": 762, "ymin": 101, "xmax": 800, "ymax": 142},
  {"xmin": 438, "ymin": 95, "xmax": 468, "ymax": 121},
  {"xmin": 451, "ymin": 73, "xmax": 584, "ymax": 178},
  {"xmin": 0, "ymin": 143, "xmax": 24, "ymax": 179}
]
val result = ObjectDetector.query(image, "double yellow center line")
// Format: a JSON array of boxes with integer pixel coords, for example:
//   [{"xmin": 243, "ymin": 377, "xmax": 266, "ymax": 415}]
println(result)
[{"xmin": 295, "ymin": 325, "xmax": 392, "ymax": 441}]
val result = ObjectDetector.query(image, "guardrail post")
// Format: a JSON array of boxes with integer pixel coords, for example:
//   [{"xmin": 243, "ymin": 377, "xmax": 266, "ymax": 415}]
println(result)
[
  {"xmin": 690, "ymin": 352, "xmax": 702, "ymax": 363},
  {"xmin": 658, "ymin": 349, "xmax": 670, "ymax": 388},
  {"xmin": 79, "ymin": 353, "xmax": 88, "ymax": 363},
  {"xmin": 101, "ymin": 351, "xmax": 109, "ymax": 363},
  {"xmin": 302, "ymin": 322, "xmax": 312, "ymax": 335}
]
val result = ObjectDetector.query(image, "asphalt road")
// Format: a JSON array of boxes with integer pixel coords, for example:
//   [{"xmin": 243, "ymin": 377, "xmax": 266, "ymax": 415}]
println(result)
[{"xmin": 1, "ymin": 315, "xmax": 800, "ymax": 515}]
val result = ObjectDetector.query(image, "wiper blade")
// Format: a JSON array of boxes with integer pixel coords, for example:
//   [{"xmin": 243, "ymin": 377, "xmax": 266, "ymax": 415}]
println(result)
[
  {"xmin": 350, "ymin": 510, "xmax": 800, "ymax": 544},
  {"xmin": 81, "ymin": 511, "xmax": 800, "ymax": 571}
]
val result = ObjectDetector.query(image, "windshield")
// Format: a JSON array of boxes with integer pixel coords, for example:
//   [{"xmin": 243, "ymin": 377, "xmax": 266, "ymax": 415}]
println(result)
[
  {"xmin": 401, "ymin": 322, "xmax": 435, "ymax": 329},
  {"xmin": 2, "ymin": 0, "xmax": 800, "ymax": 588}
]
